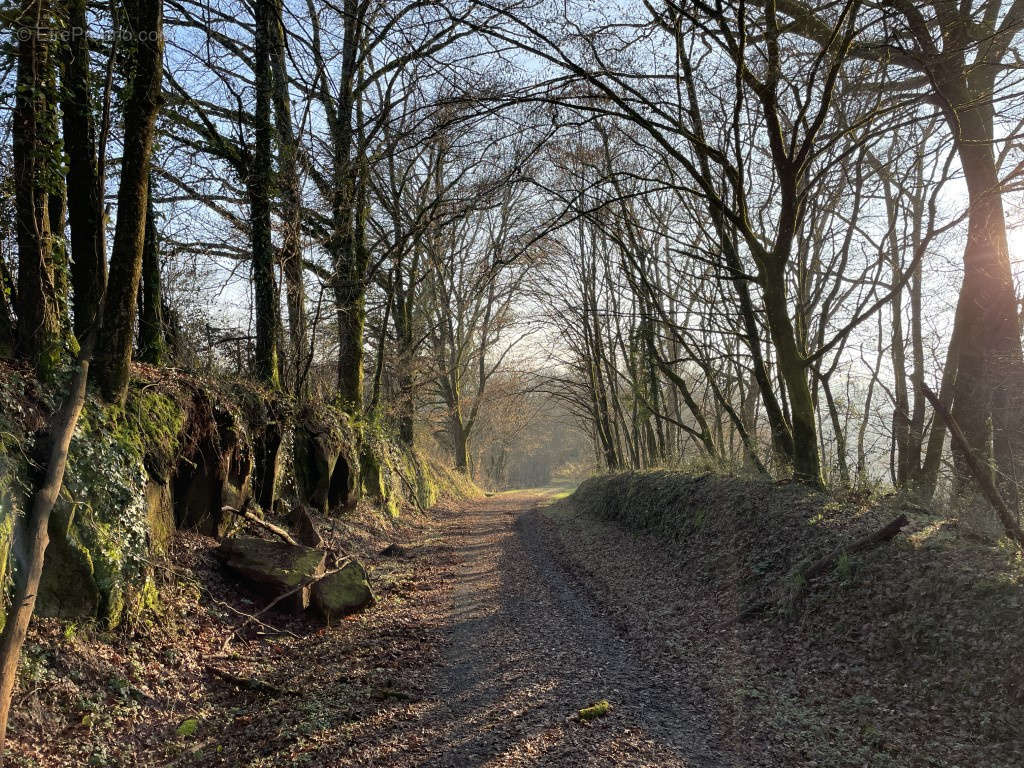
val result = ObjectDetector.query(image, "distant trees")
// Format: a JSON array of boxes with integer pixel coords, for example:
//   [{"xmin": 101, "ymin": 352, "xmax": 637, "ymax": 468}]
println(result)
[
  {"xmin": 778, "ymin": 0, "xmax": 1024, "ymax": 500},
  {"xmin": 12, "ymin": 0, "xmax": 66, "ymax": 380},
  {"xmin": 472, "ymin": 0, "xmax": 1024, "ymax": 509}
]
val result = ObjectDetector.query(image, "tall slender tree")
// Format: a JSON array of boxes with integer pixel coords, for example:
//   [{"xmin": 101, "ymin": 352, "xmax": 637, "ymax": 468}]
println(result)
[{"xmin": 96, "ymin": 0, "xmax": 165, "ymax": 402}]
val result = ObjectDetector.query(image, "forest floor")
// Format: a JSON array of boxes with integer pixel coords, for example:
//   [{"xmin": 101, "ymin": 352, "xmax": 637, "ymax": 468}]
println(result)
[
  {"xmin": 12, "ymin": 490, "xmax": 737, "ymax": 767},
  {"xmin": 14, "ymin": 485, "xmax": 1021, "ymax": 766}
]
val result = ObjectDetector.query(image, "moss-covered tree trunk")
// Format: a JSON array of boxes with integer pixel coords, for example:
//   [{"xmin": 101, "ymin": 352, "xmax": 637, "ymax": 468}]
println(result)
[
  {"xmin": 761, "ymin": 265, "xmax": 823, "ymax": 487},
  {"xmin": 251, "ymin": 0, "xmax": 280, "ymax": 389},
  {"xmin": 137, "ymin": 185, "xmax": 166, "ymax": 364},
  {"xmin": 393, "ymin": 266, "xmax": 416, "ymax": 445},
  {"xmin": 60, "ymin": 0, "xmax": 107, "ymax": 342},
  {"xmin": 95, "ymin": 0, "xmax": 164, "ymax": 403},
  {"xmin": 0, "ymin": 264, "xmax": 14, "ymax": 358},
  {"xmin": 13, "ymin": 0, "xmax": 66, "ymax": 381},
  {"xmin": 451, "ymin": 414, "xmax": 470, "ymax": 472},
  {"xmin": 266, "ymin": 0, "xmax": 307, "ymax": 395},
  {"xmin": 330, "ymin": 0, "xmax": 368, "ymax": 412},
  {"xmin": 0, "ymin": 341, "xmax": 91, "ymax": 753}
]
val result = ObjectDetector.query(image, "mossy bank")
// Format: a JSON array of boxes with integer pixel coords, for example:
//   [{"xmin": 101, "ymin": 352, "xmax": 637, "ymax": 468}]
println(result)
[{"xmin": 0, "ymin": 361, "xmax": 469, "ymax": 630}]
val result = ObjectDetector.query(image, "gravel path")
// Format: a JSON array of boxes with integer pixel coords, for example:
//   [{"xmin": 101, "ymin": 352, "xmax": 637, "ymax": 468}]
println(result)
[{"xmin": 421, "ymin": 492, "xmax": 733, "ymax": 767}]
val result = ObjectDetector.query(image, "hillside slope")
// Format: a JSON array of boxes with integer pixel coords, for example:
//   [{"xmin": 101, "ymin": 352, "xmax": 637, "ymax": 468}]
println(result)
[{"xmin": 541, "ymin": 471, "xmax": 1024, "ymax": 767}]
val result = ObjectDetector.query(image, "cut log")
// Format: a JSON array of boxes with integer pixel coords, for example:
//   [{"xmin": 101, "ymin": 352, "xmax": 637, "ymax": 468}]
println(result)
[
  {"xmin": 215, "ymin": 536, "xmax": 326, "ymax": 611},
  {"xmin": 204, "ymin": 665, "xmax": 293, "ymax": 697},
  {"xmin": 313, "ymin": 559, "xmax": 375, "ymax": 622},
  {"xmin": 716, "ymin": 514, "xmax": 910, "ymax": 630}
]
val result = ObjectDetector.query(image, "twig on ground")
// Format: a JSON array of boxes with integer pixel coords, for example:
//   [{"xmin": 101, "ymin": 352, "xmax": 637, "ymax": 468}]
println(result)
[
  {"xmin": 392, "ymin": 460, "xmax": 427, "ymax": 513},
  {"xmin": 204, "ymin": 664, "xmax": 294, "ymax": 696},
  {"xmin": 716, "ymin": 514, "xmax": 910, "ymax": 629},
  {"xmin": 220, "ymin": 562, "xmax": 349, "ymax": 652},
  {"xmin": 223, "ymin": 500, "xmax": 300, "ymax": 547}
]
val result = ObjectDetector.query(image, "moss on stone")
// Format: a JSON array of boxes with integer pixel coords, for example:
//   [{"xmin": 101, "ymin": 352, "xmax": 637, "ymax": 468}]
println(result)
[
  {"xmin": 35, "ymin": 386, "xmax": 176, "ymax": 628},
  {"xmin": 294, "ymin": 403, "xmax": 360, "ymax": 514},
  {"xmin": 313, "ymin": 559, "xmax": 375, "ymax": 621}
]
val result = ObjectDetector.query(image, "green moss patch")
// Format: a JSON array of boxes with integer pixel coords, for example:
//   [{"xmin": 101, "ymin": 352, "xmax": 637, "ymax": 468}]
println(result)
[{"xmin": 577, "ymin": 699, "xmax": 611, "ymax": 721}]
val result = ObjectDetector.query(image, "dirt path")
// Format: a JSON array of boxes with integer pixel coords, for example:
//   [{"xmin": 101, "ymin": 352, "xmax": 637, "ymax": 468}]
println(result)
[
  {"xmin": 414, "ymin": 491, "xmax": 732, "ymax": 767},
  {"xmin": 12, "ymin": 490, "xmax": 736, "ymax": 767}
]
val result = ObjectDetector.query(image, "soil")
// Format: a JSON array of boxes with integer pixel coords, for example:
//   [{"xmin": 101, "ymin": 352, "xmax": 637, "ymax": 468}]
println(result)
[{"xmin": 426, "ymin": 492, "xmax": 731, "ymax": 767}]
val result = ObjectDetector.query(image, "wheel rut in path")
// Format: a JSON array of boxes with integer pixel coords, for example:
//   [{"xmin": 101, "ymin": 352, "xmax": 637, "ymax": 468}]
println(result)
[{"xmin": 426, "ymin": 492, "xmax": 733, "ymax": 767}]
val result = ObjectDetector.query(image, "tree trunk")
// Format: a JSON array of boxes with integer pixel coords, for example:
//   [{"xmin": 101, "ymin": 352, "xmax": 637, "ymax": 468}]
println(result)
[
  {"xmin": 330, "ymin": 0, "xmax": 367, "ymax": 411},
  {"xmin": 884, "ymin": 183, "xmax": 914, "ymax": 487},
  {"xmin": 251, "ymin": 0, "xmax": 280, "ymax": 389},
  {"xmin": 95, "ymin": 0, "xmax": 164, "ymax": 403},
  {"xmin": 814, "ymin": 367, "xmax": 850, "ymax": 487},
  {"xmin": 60, "ymin": 0, "xmax": 106, "ymax": 342},
  {"xmin": 948, "ymin": 131, "xmax": 1023, "ymax": 507},
  {"xmin": 392, "ymin": 267, "xmax": 417, "ymax": 445},
  {"xmin": 919, "ymin": 315, "xmax": 961, "ymax": 501},
  {"xmin": 0, "ymin": 343, "xmax": 91, "ymax": 753},
  {"xmin": 335, "ymin": 277, "xmax": 366, "ymax": 408},
  {"xmin": 452, "ymin": 416, "xmax": 470, "ymax": 471},
  {"xmin": 266, "ymin": 0, "xmax": 307, "ymax": 396},
  {"xmin": 137, "ymin": 185, "xmax": 166, "ymax": 364},
  {"xmin": 761, "ymin": 267, "xmax": 822, "ymax": 486},
  {"xmin": 13, "ymin": 0, "xmax": 65, "ymax": 381},
  {"xmin": 0, "ymin": 261, "xmax": 13, "ymax": 357}
]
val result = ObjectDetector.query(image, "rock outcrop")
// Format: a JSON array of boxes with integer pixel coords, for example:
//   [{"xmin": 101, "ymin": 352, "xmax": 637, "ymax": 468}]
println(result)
[{"xmin": 293, "ymin": 403, "xmax": 359, "ymax": 515}]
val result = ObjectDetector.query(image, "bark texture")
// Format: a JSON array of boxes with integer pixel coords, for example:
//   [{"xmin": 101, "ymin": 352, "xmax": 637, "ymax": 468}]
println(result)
[{"xmin": 95, "ymin": 0, "xmax": 164, "ymax": 402}]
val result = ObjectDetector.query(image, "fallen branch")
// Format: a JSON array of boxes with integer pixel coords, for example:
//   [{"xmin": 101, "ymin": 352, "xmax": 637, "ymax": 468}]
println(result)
[
  {"xmin": 922, "ymin": 384, "xmax": 1024, "ymax": 548},
  {"xmin": 141, "ymin": 555, "xmax": 301, "ymax": 642},
  {"xmin": 392, "ymin": 459, "xmax": 427, "ymax": 513},
  {"xmin": 717, "ymin": 514, "xmax": 910, "ymax": 630},
  {"xmin": 801, "ymin": 514, "xmax": 909, "ymax": 583},
  {"xmin": 223, "ymin": 500, "xmax": 300, "ymax": 547},
  {"xmin": 204, "ymin": 665, "xmax": 293, "ymax": 696}
]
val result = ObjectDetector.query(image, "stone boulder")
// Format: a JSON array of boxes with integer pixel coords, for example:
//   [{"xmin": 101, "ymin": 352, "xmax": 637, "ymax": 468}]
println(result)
[
  {"xmin": 313, "ymin": 559, "xmax": 375, "ymax": 622},
  {"xmin": 215, "ymin": 536, "xmax": 326, "ymax": 611}
]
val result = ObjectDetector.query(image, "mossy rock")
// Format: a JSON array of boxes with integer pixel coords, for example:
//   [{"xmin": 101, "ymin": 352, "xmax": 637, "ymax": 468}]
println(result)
[
  {"xmin": 0, "ymin": 366, "xmax": 46, "ymax": 630},
  {"xmin": 403, "ymin": 450, "xmax": 438, "ymax": 509},
  {"xmin": 360, "ymin": 443, "xmax": 399, "ymax": 517},
  {"xmin": 37, "ymin": 390, "xmax": 154, "ymax": 627},
  {"xmin": 5, "ymin": 369, "xmax": 280, "ymax": 629},
  {"xmin": 313, "ymin": 559, "xmax": 374, "ymax": 621},
  {"xmin": 216, "ymin": 536, "xmax": 327, "ymax": 611},
  {"xmin": 293, "ymin": 404, "xmax": 359, "ymax": 515}
]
